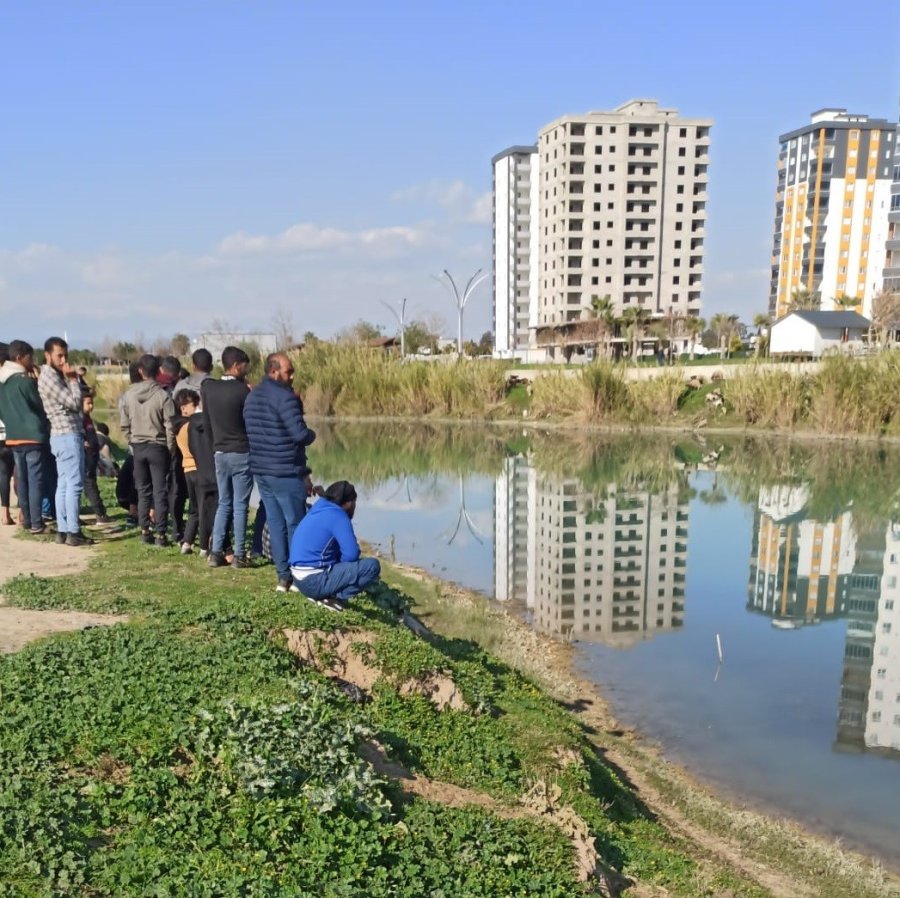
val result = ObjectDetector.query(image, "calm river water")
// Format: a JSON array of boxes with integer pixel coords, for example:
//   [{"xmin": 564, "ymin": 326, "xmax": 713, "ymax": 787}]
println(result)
[{"xmin": 315, "ymin": 422, "xmax": 900, "ymax": 864}]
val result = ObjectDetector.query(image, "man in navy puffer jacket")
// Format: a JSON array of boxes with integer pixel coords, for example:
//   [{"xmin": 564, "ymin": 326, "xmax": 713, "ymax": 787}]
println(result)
[{"xmin": 243, "ymin": 352, "xmax": 316, "ymax": 591}]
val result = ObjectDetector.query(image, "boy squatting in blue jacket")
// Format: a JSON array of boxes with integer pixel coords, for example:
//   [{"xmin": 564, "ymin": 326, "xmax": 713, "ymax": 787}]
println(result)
[{"xmin": 288, "ymin": 480, "xmax": 380, "ymax": 612}]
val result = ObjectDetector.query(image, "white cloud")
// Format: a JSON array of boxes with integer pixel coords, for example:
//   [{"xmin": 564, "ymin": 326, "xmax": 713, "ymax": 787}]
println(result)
[
  {"xmin": 218, "ymin": 222, "xmax": 432, "ymax": 256},
  {"xmin": 392, "ymin": 179, "xmax": 492, "ymax": 226}
]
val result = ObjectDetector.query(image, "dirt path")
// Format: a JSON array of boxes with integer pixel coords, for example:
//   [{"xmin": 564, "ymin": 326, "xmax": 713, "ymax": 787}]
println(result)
[{"xmin": 0, "ymin": 523, "xmax": 126, "ymax": 654}]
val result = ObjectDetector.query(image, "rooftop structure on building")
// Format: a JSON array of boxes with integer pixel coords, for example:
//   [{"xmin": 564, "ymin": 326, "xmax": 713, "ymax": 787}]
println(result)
[
  {"xmin": 492, "ymin": 100, "xmax": 712, "ymax": 362},
  {"xmin": 769, "ymin": 109, "xmax": 897, "ymax": 320}
]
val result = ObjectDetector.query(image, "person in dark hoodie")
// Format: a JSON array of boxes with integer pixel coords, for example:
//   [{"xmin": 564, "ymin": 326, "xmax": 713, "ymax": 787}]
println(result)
[
  {"xmin": 120, "ymin": 354, "xmax": 175, "ymax": 547},
  {"xmin": 243, "ymin": 352, "xmax": 316, "ymax": 592},
  {"xmin": 81, "ymin": 391, "xmax": 110, "ymax": 524},
  {"xmin": 0, "ymin": 343, "xmax": 14, "ymax": 526},
  {"xmin": 0, "ymin": 340, "xmax": 50, "ymax": 534},
  {"xmin": 288, "ymin": 480, "xmax": 380, "ymax": 612},
  {"xmin": 186, "ymin": 386, "xmax": 218, "ymax": 557}
]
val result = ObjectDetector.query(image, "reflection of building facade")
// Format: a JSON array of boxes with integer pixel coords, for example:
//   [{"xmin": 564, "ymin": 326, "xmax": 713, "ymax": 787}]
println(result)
[
  {"xmin": 747, "ymin": 484, "xmax": 854, "ymax": 625},
  {"xmin": 746, "ymin": 483, "xmax": 900, "ymax": 758},
  {"xmin": 494, "ymin": 461, "xmax": 689, "ymax": 646},
  {"xmin": 836, "ymin": 522, "xmax": 900, "ymax": 755},
  {"xmin": 494, "ymin": 456, "xmax": 536, "ymax": 604},
  {"xmin": 836, "ymin": 525, "xmax": 886, "ymax": 751}
]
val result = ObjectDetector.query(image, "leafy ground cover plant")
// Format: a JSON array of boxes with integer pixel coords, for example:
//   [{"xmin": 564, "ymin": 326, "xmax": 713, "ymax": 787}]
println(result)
[{"xmin": 0, "ymin": 495, "xmax": 795, "ymax": 897}]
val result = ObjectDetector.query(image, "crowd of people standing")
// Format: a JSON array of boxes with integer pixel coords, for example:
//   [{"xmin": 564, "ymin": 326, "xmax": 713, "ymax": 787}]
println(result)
[{"xmin": 0, "ymin": 339, "xmax": 380, "ymax": 611}]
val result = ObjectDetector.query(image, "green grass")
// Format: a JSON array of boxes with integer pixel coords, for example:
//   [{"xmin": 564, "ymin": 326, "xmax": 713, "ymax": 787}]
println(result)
[{"xmin": 0, "ymin": 496, "xmax": 781, "ymax": 897}]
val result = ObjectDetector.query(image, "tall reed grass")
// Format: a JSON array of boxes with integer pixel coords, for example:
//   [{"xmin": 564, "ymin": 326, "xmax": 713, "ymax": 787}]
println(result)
[{"xmin": 292, "ymin": 345, "xmax": 507, "ymax": 418}]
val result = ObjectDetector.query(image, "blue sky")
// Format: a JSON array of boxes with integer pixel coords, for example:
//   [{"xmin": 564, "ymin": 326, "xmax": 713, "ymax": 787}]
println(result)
[{"xmin": 2, "ymin": 0, "xmax": 899, "ymax": 348}]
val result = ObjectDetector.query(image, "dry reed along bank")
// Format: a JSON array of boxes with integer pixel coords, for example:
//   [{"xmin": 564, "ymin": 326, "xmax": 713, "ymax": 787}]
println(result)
[{"xmin": 294, "ymin": 348, "xmax": 900, "ymax": 437}]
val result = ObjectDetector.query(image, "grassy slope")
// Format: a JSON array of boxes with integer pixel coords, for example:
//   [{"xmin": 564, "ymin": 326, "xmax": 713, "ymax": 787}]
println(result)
[{"xmin": 2, "ymin": 511, "xmax": 782, "ymax": 898}]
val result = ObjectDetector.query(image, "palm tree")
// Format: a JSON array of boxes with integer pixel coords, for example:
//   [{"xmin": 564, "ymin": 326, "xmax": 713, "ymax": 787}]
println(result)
[
  {"xmin": 710, "ymin": 312, "xmax": 739, "ymax": 359},
  {"xmin": 620, "ymin": 307, "xmax": 648, "ymax": 360},
  {"xmin": 583, "ymin": 294, "xmax": 616, "ymax": 358},
  {"xmin": 833, "ymin": 293, "xmax": 860, "ymax": 311},
  {"xmin": 788, "ymin": 288, "xmax": 821, "ymax": 313},
  {"xmin": 683, "ymin": 315, "xmax": 705, "ymax": 361},
  {"xmin": 752, "ymin": 313, "xmax": 772, "ymax": 357}
]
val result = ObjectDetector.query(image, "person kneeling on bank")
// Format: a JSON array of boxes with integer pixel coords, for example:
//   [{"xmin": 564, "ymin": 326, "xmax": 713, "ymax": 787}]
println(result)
[{"xmin": 289, "ymin": 480, "xmax": 380, "ymax": 612}]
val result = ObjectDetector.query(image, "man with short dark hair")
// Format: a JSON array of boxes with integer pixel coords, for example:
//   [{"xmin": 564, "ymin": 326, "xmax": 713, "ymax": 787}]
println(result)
[
  {"xmin": 172, "ymin": 348, "xmax": 213, "ymax": 400},
  {"xmin": 120, "ymin": 353, "xmax": 176, "ymax": 547},
  {"xmin": 244, "ymin": 352, "xmax": 316, "ymax": 592},
  {"xmin": 157, "ymin": 356, "xmax": 182, "ymax": 393},
  {"xmin": 38, "ymin": 337, "xmax": 91, "ymax": 546},
  {"xmin": 0, "ymin": 340, "xmax": 49, "ymax": 534},
  {"xmin": 202, "ymin": 346, "xmax": 252, "ymax": 567},
  {"xmin": 289, "ymin": 480, "xmax": 380, "ymax": 612}
]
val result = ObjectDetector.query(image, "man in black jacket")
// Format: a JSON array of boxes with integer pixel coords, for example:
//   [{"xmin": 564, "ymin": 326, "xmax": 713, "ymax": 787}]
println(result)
[
  {"xmin": 243, "ymin": 352, "xmax": 316, "ymax": 592},
  {"xmin": 201, "ymin": 346, "xmax": 252, "ymax": 568}
]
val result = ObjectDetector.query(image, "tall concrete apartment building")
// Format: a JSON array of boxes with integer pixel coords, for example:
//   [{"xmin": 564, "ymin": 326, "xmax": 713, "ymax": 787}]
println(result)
[
  {"xmin": 492, "ymin": 100, "xmax": 712, "ymax": 361},
  {"xmin": 492, "ymin": 147, "xmax": 540, "ymax": 360},
  {"xmin": 769, "ymin": 109, "xmax": 897, "ymax": 319},
  {"xmin": 884, "ymin": 124, "xmax": 900, "ymax": 295},
  {"xmin": 493, "ymin": 460, "xmax": 689, "ymax": 646}
]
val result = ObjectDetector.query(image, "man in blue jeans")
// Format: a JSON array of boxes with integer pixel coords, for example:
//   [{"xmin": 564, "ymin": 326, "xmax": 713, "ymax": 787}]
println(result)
[
  {"xmin": 37, "ymin": 337, "xmax": 92, "ymax": 547},
  {"xmin": 289, "ymin": 481, "xmax": 380, "ymax": 612},
  {"xmin": 243, "ymin": 352, "xmax": 317, "ymax": 592},
  {"xmin": 201, "ymin": 346, "xmax": 252, "ymax": 568}
]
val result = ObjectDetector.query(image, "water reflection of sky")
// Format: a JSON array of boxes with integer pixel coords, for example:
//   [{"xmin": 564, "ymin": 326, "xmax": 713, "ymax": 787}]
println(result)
[
  {"xmin": 354, "ymin": 475, "xmax": 496, "ymax": 594},
  {"xmin": 348, "ymin": 458, "xmax": 900, "ymax": 865}
]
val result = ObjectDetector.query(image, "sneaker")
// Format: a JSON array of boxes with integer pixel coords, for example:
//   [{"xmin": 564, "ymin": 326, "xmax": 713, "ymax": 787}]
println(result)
[
  {"xmin": 95, "ymin": 514, "xmax": 113, "ymax": 525},
  {"xmin": 231, "ymin": 555, "xmax": 251, "ymax": 569},
  {"xmin": 276, "ymin": 579, "xmax": 300, "ymax": 593},
  {"xmin": 199, "ymin": 549, "xmax": 209, "ymax": 559},
  {"xmin": 207, "ymin": 552, "xmax": 227, "ymax": 568},
  {"xmin": 66, "ymin": 533, "xmax": 95, "ymax": 548},
  {"xmin": 139, "ymin": 530, "xmax": 153, "ymax": 545},
  {"xmin": 320, "ymin": 597, "xmax": 346, "ymax": 613},
  {"xmin": 155, "ymin": 535, "xmax": 170, "ymax": 549},
  {"xmin": 180, "ymin": 543, "xmax": 193, "ymax": 555},
  {"xmin": 29, "ymin": 524, "xmax": 46, "ymax": 536},
  {"xmin": 55, "ymin": 531, "xmax": 67, "ymax": 544}
]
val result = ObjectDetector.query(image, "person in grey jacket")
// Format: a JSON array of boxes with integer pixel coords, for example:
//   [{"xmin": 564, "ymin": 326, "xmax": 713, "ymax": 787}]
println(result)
[
  {"xmin": 120, "ymin": 354, "xmax": 176, "ymax": 547},
  {"xmin": 172, "ymin": 348, "xmax": 212, "ymax": 400}
]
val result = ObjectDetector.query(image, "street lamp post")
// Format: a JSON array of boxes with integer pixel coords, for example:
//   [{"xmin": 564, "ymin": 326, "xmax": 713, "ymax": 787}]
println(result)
[
  {"xmin": 434, "ymin": 269, "xmax": 488, "ymax": 357},
  {"xmin": 381, "ymin": 297, "xmax": 408, "ymax": 357}
]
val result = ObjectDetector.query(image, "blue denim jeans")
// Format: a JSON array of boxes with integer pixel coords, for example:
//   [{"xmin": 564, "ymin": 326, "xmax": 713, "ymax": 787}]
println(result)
[
  {"xmin": 12, "ymin": 445, "xmax": 44, "ymax": 530},
  {"xmin": 255, "ymin": 474, "xmax": 307, "ymax": 581},
  {"xmin": 212, "ymin": 452, "xmax": 253, "ymax": 557},
  {"xmin": 50, "ymin": 433, "xmax": 84, "ymax": 535},
  {"xmin": 292, "ymin": 558, "xmax": 381, "ymax": 603}
]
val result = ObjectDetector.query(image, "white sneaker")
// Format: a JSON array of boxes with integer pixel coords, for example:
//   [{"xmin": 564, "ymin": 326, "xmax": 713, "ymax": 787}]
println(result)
[
  {"xmin": 320, "ymin": 597, "xmax": 346, "ymax": 613},
  {"xmin": 199, "ymin": 549, "xmax": 208, "ymax": 558},
  {"xmin": 276, "ymin": 580, "xmax": 301, "ymax": 593}
]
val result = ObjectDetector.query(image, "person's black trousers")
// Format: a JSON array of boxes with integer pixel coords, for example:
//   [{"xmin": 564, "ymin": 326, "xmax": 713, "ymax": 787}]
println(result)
[
  {"xmin": 0, "ymin": 445, "xmax": 13, "ymax": 510},
  {"xmin": 82, "ymin": 447, "xmax": 106, "ymax": 518},
  {"xmin": 169, "ymin": 463, "xmax": 187, "ymax": 543},
  {"xmin": 184, "ymin": 471, "xmax": 217, "ymax": 551},
  {"xmin": 132, "ymin": 443, "xmax": 171, "ymax": 536}
]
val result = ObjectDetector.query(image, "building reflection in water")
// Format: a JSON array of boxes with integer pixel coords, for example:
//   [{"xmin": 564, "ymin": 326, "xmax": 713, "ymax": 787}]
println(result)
[
  {"xmin": 746, "ymin": 485, "xmax": 900, "ymax": 756},
  {"xmin": 494, "ymin": 456, "xmax": 688, "ymax": 646},
  {"xmin": 747, "ymin": 484, "xmax": 855, "ymax": 627}
]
